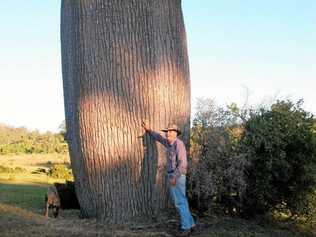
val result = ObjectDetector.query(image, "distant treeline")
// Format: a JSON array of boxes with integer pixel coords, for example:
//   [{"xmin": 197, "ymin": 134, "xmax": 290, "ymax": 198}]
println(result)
[{"xmin": 0, "ymin": 124, "xmax": 68, "ymax": 155}]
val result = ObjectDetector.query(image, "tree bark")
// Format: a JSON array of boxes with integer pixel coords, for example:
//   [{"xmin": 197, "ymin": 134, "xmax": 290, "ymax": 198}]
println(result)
[{"xmin": 61, "ymin": 0, "xmax": 190, "ymax": 223}]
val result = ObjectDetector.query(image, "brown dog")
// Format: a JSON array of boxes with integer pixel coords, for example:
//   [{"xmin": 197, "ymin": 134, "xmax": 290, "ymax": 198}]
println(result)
[{"xmin": 44, "ymin": 185, "xmax": 61, "ymax": 218}]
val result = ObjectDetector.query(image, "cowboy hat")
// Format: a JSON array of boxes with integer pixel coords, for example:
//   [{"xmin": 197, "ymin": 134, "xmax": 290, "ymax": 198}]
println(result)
[{"xmin": 161, "ymin": 124, "xmax": 181, "ymax": 135}]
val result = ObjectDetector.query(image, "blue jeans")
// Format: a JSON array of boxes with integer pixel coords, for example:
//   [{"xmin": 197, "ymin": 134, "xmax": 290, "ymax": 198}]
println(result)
[{"xmin": 169, "ymin": 175, "xmax": 195, "ymax": 230}]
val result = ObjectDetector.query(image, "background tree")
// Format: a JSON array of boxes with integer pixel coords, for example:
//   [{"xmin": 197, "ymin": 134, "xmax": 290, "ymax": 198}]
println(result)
[{"xmin": 61, "ymin": 0, "xmax": 190, "ymax": 223}]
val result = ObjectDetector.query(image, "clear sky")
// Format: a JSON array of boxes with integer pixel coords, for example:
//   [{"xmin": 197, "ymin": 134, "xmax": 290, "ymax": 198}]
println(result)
[{"xmin": 1, "ymin": 1, "xmax": 315, "ymax": 132}]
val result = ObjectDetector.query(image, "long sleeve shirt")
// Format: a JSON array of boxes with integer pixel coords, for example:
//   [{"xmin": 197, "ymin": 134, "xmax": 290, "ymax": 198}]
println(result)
[{"xmin": 148, "ymin": 130, "xmax": 188, "ymax": 178}]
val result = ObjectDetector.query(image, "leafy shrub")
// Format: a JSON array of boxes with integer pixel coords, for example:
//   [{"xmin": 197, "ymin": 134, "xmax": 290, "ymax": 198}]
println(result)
[
  {"xmin": 188, "ymin": 98, "xmax": 248, "ymax": 215},
  {"xmin": 188, "ymin": 98, "xmax": 316, "ymax": 219},
  {"xmin": 48, "ymin": 164, "xmax": 73, "ymax": 180},
  {"xmin": 240, "ymin": 100, "xmax": 316, "ymax": 216}
]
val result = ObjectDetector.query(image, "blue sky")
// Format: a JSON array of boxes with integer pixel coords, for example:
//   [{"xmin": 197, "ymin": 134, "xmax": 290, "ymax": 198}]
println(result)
[{"xmin": 1, "ymin": 1, "xmax": 315, "ymax": 132}]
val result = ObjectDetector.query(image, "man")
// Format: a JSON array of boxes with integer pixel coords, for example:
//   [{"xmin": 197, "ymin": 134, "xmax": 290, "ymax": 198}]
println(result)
[{"xmin": 142, "ymin": 121, "xmax": 195, "ymax": 236}]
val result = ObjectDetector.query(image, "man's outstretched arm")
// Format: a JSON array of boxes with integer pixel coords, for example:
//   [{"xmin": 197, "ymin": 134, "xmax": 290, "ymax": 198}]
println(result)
[{"xmin": 141, "ymin": 121, "xmax": 168, "ymax": 147}]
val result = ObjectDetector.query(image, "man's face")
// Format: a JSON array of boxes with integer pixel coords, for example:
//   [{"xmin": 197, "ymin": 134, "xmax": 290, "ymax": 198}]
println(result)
[{"xmin": 166, "ymin": 130, "xmax": 177, "ymax": 144}]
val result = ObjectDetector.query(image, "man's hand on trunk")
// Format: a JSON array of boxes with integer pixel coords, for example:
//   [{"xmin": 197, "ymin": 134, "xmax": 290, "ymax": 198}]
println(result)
[{"xmin": 141, "ymin": 120, "xmax": 150, "ymax": 132}]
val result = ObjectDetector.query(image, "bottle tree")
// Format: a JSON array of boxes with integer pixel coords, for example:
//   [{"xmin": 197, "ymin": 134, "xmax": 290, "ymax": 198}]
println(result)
[{"xmin": 61, "ymin": 0, "xmax": 190, "ymax": 223}]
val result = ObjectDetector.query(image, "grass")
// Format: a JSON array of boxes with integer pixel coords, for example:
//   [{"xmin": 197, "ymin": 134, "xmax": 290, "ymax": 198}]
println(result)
[
  {"xmin": 0, "ymin": 154, "xmax": 315, "ymax": 236},
  {"xmin": 0, "ymin": 182, "xmax": 47, "ymax": 212}
]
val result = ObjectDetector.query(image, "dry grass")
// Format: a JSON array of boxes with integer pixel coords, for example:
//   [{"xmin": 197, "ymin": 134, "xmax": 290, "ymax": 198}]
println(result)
[
  {"xmin": 0, "ymin": 154, "xmax": 70, "ymax": 171},
  {"xmin": 0, "ymin": 154, "xmax": 71, "ymax": 184}
]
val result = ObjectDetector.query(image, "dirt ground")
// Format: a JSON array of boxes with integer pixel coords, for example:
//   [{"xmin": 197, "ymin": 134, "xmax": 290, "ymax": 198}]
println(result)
[{"xmin": 0, "ymin": 201, "xmax": 313, "ymax": 237}]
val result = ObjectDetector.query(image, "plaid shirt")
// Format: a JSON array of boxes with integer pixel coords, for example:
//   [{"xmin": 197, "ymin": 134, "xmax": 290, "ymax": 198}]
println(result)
[{"xmin": 148, "ymin": 130, "xmax": 188, "ymax": 178}]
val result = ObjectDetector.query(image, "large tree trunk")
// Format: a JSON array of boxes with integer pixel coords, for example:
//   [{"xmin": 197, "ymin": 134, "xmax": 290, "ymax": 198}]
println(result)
[{"xmin": 61, "ymin": 0, "xmax": 190, "ymax": 223}]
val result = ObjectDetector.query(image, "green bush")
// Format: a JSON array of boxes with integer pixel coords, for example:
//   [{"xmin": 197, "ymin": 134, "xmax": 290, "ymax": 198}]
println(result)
[
  {"xmin": 240, "ymin": 100, "xmax": 316, "ymax": 216},
  {"xmin": 48, "ymin": 164, "xmax": 73, "ymax": 180},
  {"xmin": 188, "ymin": 98, "xmax": 248, "ymax": 215},
  {"xmin": 188, "ymin": 98, "xmax": 316, "ymax": 218}
]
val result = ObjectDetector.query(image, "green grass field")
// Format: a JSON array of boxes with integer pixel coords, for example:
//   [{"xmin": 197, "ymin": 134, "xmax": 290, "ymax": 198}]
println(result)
[
  {"xmin": 0, "ymin": 154, "xmax": 315, "ymax": 236},
  {"xmin": 0, "ymin": 182, "xmax": 46, "ymax": 212}
]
